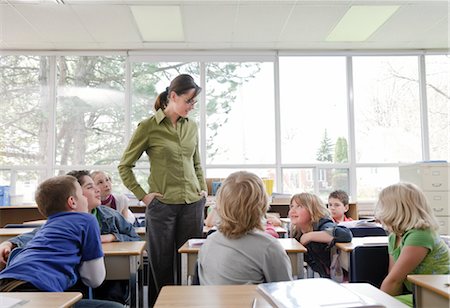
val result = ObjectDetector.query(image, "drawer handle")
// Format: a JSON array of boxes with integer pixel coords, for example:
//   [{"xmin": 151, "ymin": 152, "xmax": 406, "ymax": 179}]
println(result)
[
  {"xmin": 432, "ymin": 183, "xmax": 442, "ymax": 187},
  {"xmin": 433, "ymin": 208, "xmax": 444, "ymax": 212}
]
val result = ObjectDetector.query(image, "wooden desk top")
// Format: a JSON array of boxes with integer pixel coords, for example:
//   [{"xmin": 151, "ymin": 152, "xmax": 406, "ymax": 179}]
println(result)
[
  {"xmin": 154, "ymin": 285, "xmax": 270, "ymax": 307},
  {"xmin": 178, "ymin": 238, "xmax": 306, "ymax": 254},
  {"xmin": 0, "ymin": 205, "xmax": 38, "ymax": 209},
  {"xmin": 0, "ymin": 292, "xmax": 82, "ymax": 307},
  {"xmin": 135, "ymin": 226, "xmax": 145, "ymax": 235},
  {"xmin": 0, "ymin": 228, "xmax": 35, "ymax": 236},
  {"xmin": 22, "ymin": 219, "xmax": 46, "ymax": 225},
  {"xmin": 154, "ymin": 283, "xmax": 408, "ymax": 308},
  {"xmin": 407, "ymin": 275, "xmax": 450, "ymax": 299},
  {"xmin": 335, "ymin": 236, "xmax": 388, "ymax": 252},
  {"xmin": 102, "ymin": 241, "xmax": 146, "ymax": 256}
]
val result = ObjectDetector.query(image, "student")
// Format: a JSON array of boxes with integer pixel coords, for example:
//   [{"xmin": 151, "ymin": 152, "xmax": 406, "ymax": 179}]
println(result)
[
  {"xmin": 0, "ymin": 170, "xmax": 140, "ymax": 304},
  {"xmin": 91, "ymin": 170, "xmax": 136, "ymax": 225},
  {"xmin": 328, "ymin": 190, "xmax": 353, "ymax": 223},
  {"xmin": 0, "ymin": 175, "xmax": 105, "ymax": 291},
  {"xmin": 198, "ymin": 171, "xmax": 292, "ymax": 285},
  {"xmin": 289, "ymin": 192, "xmax": 352, "ymax": 278},
  {"xmin": 375, "ymin": 183, "xmax": 450, "ymax": 307}
]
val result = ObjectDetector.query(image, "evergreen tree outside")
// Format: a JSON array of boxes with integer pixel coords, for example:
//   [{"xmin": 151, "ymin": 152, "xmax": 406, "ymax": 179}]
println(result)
[
  {"xmin": 316, "ymin": 129, "xmax": 333, "ymax": 162},
  {"xmin": 334, "ymin": 137, "xmax": 348, "ymax": 163}
]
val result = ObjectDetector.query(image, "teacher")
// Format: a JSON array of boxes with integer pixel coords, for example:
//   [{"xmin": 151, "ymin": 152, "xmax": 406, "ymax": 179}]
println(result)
[{"xmin": 118, "ymin": 74, "xmax": 207, "ymax": 305}]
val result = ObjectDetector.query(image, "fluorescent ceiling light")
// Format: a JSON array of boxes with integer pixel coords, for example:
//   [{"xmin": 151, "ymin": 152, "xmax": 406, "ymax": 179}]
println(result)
[
  {"xmin": 326, "ymin": 5, "xmax": 399, "ymax": 42},
  {"xmin": 130, "ymin": 6, "xmax": 184, "ymax": 42}
]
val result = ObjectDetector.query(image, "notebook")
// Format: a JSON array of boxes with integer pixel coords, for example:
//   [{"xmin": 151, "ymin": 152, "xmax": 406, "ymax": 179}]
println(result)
[
  {"xmin": 0, "ymin": 295, "xmax": 28, "ymax": 308},
  {"xmin": 257, "ymin": 278, "xmax": 385, "ymax": 308}
]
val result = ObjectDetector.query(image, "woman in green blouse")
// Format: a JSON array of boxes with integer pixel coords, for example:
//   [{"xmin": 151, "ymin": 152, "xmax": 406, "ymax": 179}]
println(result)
[{"xmin": 118, "ymin": 74, "xmax": 207, "ymax": 306}]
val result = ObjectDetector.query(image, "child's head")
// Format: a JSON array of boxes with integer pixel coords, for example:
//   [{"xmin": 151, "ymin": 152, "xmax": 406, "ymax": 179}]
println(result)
[
  {"xmin": 90, "ymin": 170, "xmax": 112, "ymax": 199},
  {"xmin": 216, "ymin": 171, "xmax": 269, "ymax": 239},
  {"xmin": 35, "ymin": 175, "xmax": 88, "ymax": 217},
  {"xmin": 67, "ymin": 170, "xmax": 101, "ymax": 211},
  {"xmin": 289, "ymin": 193, "xmax": 330, "ymax": 229},
  {"xmin": 328, "ymin": 190, "xmax": 349, "ymax": 222},
  {"xmin": 375, "ymin": 182, "xmax": 438, "ymax": 235}
]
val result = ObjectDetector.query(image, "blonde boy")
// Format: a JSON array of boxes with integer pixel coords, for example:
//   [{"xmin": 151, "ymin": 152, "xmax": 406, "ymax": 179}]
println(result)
[{"xmin": 198, "ymin": 171, "xmax": 292, "ymax": 284}]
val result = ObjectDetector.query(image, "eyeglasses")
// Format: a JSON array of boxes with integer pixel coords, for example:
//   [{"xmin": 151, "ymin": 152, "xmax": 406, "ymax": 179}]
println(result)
[{"xmin": 184, "ymin": 97, "xmax": 198, "ymax": 106}]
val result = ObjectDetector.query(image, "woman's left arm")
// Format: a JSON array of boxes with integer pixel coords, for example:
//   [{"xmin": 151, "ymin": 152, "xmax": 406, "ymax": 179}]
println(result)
[
  {"xmin": 193, "ymin": 134, "xmax": 207, "ymax": 194},
  {"xmin": 380, "ymin": 245, "xmax": 429, "ymax": 296}
]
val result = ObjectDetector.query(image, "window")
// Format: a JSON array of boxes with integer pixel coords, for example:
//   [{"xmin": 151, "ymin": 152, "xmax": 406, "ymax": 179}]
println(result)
[
  {"xmin": 56, "ymin": 56, "xmax": 126, "ymax": 166},
  {"xmin": 353, "ymin": 56, "xmax": 422, "ymax": 163},
  {"xmin": 205, "ymin": 62, "xmax": 275, "ymax": 164},
  {"xmin": 425, "ymin": 55, "xmax": 449, "ymax": 161},
  {"xmin": 0, "ymin": 52, "xmax": 447, "ymax": 206},
  {"xmin": 279, "ymin": 57, "xmax": 348, "ymax": 164}
]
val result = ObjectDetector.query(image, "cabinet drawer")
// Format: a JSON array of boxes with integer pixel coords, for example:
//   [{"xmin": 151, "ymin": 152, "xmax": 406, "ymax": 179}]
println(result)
[
  {"xmin": 421, "ymin": 165, "xmax": 449, "ymax": 191},
  {"xmin": 425, "ymin": 191, "xmax": 449, "ymax": 216},
  {"xmin": 436, "ymin": 217, "xmax": 449, "ymax": 235},
  {"xmin": 399, "ymin": 164, "xmax": 449, "ymax": 191}
]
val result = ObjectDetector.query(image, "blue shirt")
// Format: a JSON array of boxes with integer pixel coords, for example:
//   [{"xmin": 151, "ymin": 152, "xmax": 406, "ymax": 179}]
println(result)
[{"xmin": 0, "ymin": 212, "xmax": 103, "ymax": 291}]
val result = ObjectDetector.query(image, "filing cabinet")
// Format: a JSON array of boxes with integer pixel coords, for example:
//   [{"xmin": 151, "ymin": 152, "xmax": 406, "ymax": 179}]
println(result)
[{"xmin": 399, "ymin": 163, "xmax": 449, "ymax": 235}]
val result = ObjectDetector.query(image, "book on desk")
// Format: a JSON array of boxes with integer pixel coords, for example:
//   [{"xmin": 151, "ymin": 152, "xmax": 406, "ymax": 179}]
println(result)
[{"xmin": 257, "ymin": 278, "xmax": 385, "ymax": 308}]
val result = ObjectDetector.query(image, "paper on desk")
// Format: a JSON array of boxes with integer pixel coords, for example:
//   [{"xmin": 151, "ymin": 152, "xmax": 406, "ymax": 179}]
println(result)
[
  {"xmin": 188, "ymin": 239, "xmax": 206, "ymax": 247},
  {"xmin": 0, "ymin": 295, "xmax": 28, "ymax": 308}
]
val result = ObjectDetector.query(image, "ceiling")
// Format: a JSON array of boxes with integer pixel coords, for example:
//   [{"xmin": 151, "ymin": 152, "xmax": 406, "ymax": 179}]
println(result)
[{"xmin": 0, "ymin": 0, "xmax": 448, "ymax": 51}]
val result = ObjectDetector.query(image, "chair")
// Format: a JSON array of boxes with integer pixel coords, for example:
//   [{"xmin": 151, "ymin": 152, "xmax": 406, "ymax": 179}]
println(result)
[
  {"xmin": 192, "ymin": 261, "xmax": 200, "ymax": 285},
  {"xmin": 349, "ymin": 227, "xmax": 387, "ymax": 237},
  {"xmin": 349, "ymin": 245, "xmax": 389, "ymax": 288}
]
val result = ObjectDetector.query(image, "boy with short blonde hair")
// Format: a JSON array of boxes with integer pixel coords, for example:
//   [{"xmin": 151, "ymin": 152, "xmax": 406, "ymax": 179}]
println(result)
[{"xmin": 198, "ymin": 171, "xmax": 292, "ymax": 284}]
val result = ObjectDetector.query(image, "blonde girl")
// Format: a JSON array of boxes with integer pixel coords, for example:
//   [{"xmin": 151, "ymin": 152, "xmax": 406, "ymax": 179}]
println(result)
[
  {"xmin": 289, "ymin": 192, "xmax": 352, "ymax": 278},
  {"xmin": 91, "ymin": 170, "xmax": 135, "ymax": 224},
  {"xmin": 376, "ymin": 182, "xmax": 449, "ymax": 307},
  {"xmin": 198, "ymin": 171, "xmax": 292, "ymax": 284}
]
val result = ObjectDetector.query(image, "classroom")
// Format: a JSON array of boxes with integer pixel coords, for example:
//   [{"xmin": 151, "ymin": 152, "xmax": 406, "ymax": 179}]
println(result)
[{"xmin": 0, "ymin": 0, "xmax": 449, "ymax": 307}]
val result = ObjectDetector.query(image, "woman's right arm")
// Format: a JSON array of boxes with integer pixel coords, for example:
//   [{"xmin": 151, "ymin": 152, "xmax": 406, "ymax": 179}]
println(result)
[{"xmin": 118, "ymin": 122, "xmax": 149, "ymax": 201}]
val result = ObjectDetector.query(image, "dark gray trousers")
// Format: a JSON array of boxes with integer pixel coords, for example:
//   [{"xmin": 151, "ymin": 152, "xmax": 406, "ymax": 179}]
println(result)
[{"xmin": 146, "ymin": 197, "xmax": 205, "ymax": 306}]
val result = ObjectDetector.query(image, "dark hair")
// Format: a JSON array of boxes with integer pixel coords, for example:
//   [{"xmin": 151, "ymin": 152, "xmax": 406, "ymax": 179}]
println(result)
[
  {"xmin": 66, "ymin": 170, "xmax": 91, "ymax": 186},
  {"xmin": 328, "ymin": 190, "xmax": 349, "ymax": 206},
  {"xmin": 35, "ymin": 175, "xmax": 78, "ymax": 217},
  {"xmin": 154, "ymin": 74, "xmax": 202, "ymax": 111}
]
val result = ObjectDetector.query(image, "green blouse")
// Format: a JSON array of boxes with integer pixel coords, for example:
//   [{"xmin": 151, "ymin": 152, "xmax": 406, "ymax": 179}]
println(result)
[{"xmin": 118, "ymin": 109, "xmax": 206, "ymax": 204}]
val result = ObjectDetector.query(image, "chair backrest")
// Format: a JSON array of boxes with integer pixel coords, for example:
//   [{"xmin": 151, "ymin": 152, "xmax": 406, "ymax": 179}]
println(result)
[
  {"xmin": 349, "ymin": 227, "xmax": 387, "ymax": 237},
  {"xmin": 349, "ymin": 245, "xmax": 389, "ymax": 288}
]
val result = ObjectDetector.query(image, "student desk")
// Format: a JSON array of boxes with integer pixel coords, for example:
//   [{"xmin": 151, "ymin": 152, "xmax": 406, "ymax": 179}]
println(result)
[
  {"xmin": 0, "ymin": 292, "xmax": 82, "ymax": 307},
  {"xmin": 335, "ymin": 236, "xmax": 388, "ymax": 272},
  {"xmin": 154, "ymin": 283, "xmax": 408, "ymax": 307},
  {"xmin": 0, "ymin": 205, "xmax": 44, "ymax": 227},
  {"xmin": 0, "ymin": 227, "xmax": 35, "ymax": 243},
  {"xmin": 135, "ymin": 226, "xmax": 145, "ymax": 240},
  {"xmin": 407, "ymin": 275, "xmax": 450, "ymax": 308},
  {"xmin": 178, "ymin": 238, "xmax": 307, "ymax": 285},
  {"xmin": 102, "ymin": 241, "xmax": 146, "ymax": 308}
]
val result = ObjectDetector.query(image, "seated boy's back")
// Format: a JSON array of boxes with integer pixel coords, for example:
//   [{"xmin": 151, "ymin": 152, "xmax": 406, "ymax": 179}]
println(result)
[
  {"xmin": 199, "ymin": 229, "xmax": 291, "ymax": 284},
  {"xmin": 0, "ymin": 175, "xmax": 105, "ymax": 292},
  {"xmin": 198, "ymin": 171, "xmax": 292, "ymax": 285}
]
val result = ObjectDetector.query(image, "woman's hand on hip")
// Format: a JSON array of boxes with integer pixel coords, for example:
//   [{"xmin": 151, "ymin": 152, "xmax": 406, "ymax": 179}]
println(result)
[
  {"xmin": 142, "ymin": 192, "xmax": 163, "ymax": 206},
  {"xmin": 199, "ymin": 190, "xmax": 208, "ymax": 198}
]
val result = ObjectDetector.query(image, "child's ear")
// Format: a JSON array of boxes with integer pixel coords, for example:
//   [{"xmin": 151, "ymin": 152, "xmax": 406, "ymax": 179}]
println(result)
[
  {"xmin": 67, "ymin": 196, "xmax": 77, "ymax": 210},
  {"xmin": 344, "ymin": 204, "xmax": 349, "ymax": 212}
]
